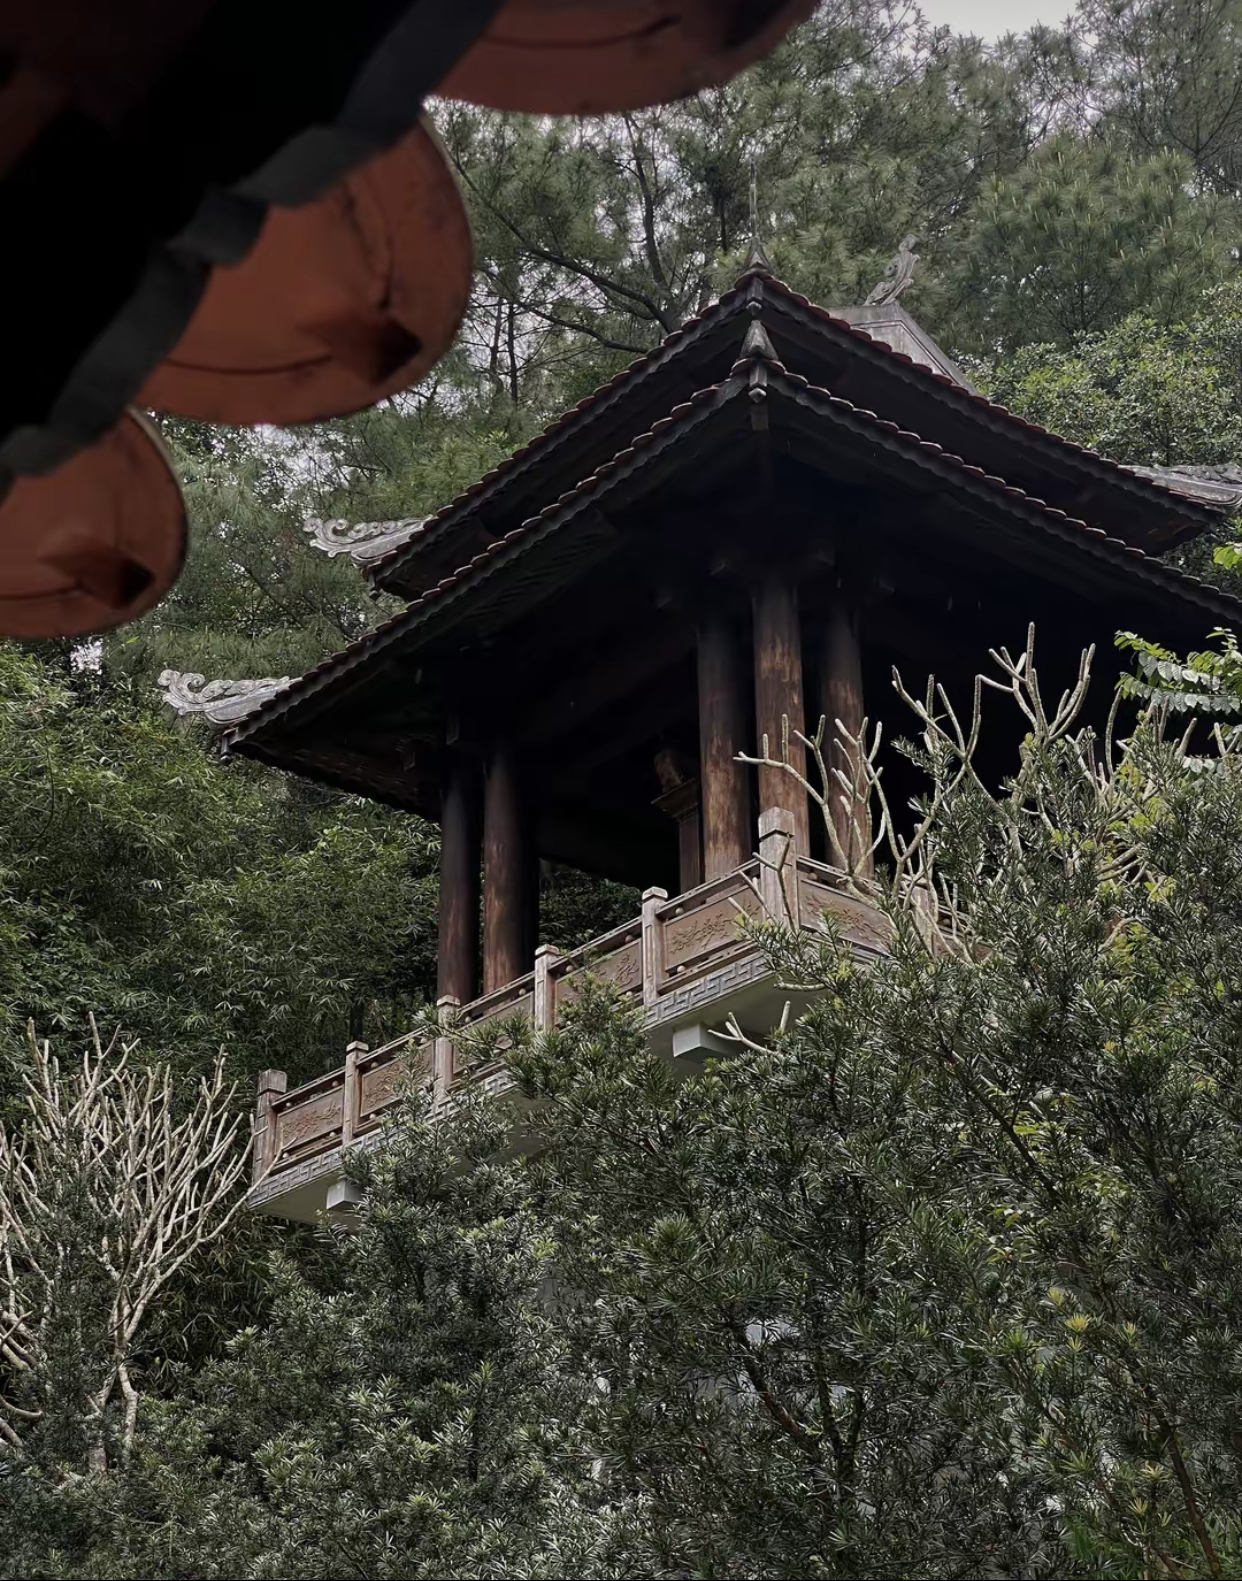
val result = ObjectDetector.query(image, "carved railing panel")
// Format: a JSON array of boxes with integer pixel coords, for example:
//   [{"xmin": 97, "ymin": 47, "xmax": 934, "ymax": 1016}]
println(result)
[
  {"xmin": 797, "ymin": 860, "xmax": 893, "ymax": 956},
  {"xmin": 658, "ymin": 869, "xmax": 760, "ymax": 984},
  {"xmin": 272, "ymin": 1070, "xmax": 346, "ymax": 1167},
  {"xmin": 553, "ymin": 920, "xmax": 643, "ymax": 1013},
  {"xmin": 356, "ymin": 1039, "xmax": 434, "ymax": 1133},
  {"xmin": 459, "ymin": 974, "xmax": 535, "ymax": 1083},
  {"xmin": 462, "ymin": 973, "xmax": 536, "ymax": 1027}
]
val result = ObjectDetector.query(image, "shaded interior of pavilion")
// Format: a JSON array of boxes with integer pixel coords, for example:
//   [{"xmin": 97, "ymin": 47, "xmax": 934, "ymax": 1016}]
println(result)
[{"xmin": 225, "ymin": 449, "xmax": 1215, "ymax": 1012}]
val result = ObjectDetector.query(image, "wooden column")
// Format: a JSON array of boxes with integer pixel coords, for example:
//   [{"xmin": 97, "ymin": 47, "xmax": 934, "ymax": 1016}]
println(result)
[
  {"xmin": 820, "ymin": 595, "xmax": 871, "ymax": 876},
  {"xmin": 438, "ymin": 757, "xmax": 481, "ymax": 1004},
  {"xmin": 752, "ymin": 568, "xmax": 811, "ymax": 855},
  {"xmin": 697, "ymin": 610, "xmax": 750, "ymax": 879},
  {"xmin": 483, "ymin": 741, "xmax": 531, "ymax": 994},
  {"xmin": 652, "ymin": 747, "xmax": 702, "ymax": 894}
]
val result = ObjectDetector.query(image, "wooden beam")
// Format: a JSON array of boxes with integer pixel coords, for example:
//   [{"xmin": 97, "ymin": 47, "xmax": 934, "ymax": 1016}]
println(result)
[
  {"xmin": 521, "ymin": 622, "xmax": 694, "ymax": 742},
  {"xmin": 697, "ymin": 609, "xmax": 750, "ymax": 879},
  {"xmin": 752, "ymin": 566, "xmax": 811, "ymax": 855},
  {"xmin": 483, "ymin": 742, "xmax": 532, "ymax": 993},
  {"xmin": 437, "ymin": 756, "xmax": 481, "ymax": 1003}
]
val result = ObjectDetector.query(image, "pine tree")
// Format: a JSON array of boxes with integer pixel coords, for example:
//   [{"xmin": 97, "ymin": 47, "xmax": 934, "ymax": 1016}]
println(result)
[
  {"xmin": 946, "ymin": 135, "xmax": 1235, "ymax": 353},
  {"xmin": 1085, "ymin": 0, "xmax": 1242, "ymax": 196}
]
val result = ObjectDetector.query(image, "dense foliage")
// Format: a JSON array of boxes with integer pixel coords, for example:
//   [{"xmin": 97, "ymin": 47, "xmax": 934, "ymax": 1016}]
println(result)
[
  {"xmin": 0, "ymin": 646, "xmax": 439, "ymax": 1105},
  {"xmin": 980, "ymin": 282, "xmax": 1242, "ymax": 471},
  {"xmin": 7, "ymin": 650, "xmax": 1242, "ymax": 1578}
]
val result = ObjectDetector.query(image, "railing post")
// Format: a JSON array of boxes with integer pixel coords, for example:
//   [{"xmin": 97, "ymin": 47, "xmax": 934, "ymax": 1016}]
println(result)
[
  {"xmin": 641, "ymin": 886, "xmax": 669, "ymax": 1008},
  {"xmin": 434, "ymin": 994, "xmax": 459, "ymax": 1103},
  {"xmin": 534, "ymin": 944, "xmax": 560, "ymax": 1033},
  {"xmin": 341, "ymin": 1041, "xmax": 367, "ymax": 1150},
  {"xmin": 758, "ymin": 807, "xmax": 798, "ymax": 927},
  {"xmin": 253, "ymin": 1068, "xmax": 287, "ymax": 1183}
]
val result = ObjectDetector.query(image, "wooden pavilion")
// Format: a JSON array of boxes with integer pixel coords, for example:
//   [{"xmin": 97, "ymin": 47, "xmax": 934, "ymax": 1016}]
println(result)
[{"xmin": 224, "ymin": 246, "xmax": 1242, "ymax": 1220}]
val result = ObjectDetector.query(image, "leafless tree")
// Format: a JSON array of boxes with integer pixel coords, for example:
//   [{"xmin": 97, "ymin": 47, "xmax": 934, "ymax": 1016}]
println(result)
[{"xmin": 0, "ymin": 1020, "xmax": 253, "ymax": 1469}]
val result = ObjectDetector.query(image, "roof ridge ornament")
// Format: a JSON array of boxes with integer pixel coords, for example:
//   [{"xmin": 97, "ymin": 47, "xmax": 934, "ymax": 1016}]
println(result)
[
  {"xmin": 157, "ymin": 670, "xmax": 292, "ymax": 727},
  {"xmin": 739, "ymin": 159, "xmax": 775, "ymax": 278},
  {"xmin": 864, "ymin": 234, "xmax": 920, "ymax": 307},
  {"xmin": 1128, "ymin": 461, "xmax": 1242, "ymax": 509},
  {"xmin": 740, "ymin": 316, "xmax": 777, "ymax": 360},
  {"xmin": 741, "ymin": 236, "xmax": 775, "ymax": 276},
  {"xmin": 303, "ymin": 515, "xmax": 428, "ymax": 566}
]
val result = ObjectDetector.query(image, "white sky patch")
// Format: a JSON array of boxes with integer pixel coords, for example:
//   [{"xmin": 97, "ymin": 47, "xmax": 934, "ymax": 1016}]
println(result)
[{"xmin": 920, "ymin": 0, "xmax": 1070, "ymax": 37}]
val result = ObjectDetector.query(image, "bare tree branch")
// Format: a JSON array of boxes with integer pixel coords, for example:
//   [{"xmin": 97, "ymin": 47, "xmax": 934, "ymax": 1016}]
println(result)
[{"xmin": 0, "ymin": 1021, "xmax": 253, "ymax": 1468}]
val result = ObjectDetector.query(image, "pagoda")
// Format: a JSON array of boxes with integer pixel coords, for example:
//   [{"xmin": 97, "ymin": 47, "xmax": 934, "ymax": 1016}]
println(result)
[{"xmin": 205, "ymin": 247, "xmax": 1242, "ymax": 1221}]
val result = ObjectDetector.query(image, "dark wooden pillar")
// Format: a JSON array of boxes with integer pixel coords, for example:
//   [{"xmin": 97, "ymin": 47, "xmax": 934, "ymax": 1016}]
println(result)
[
  {"xmin": 820, "ymin": 595, "xmax": 871, "ymax": 875},
  {"xmin": 437, "ymin": 756, "xmax": 481, "ymax": 1004},
  {"xmin": 483, "ymin": 741, "xmax": 531, "ymax": 994},
  {"xmin": 752, "ymin": 567, "xmax": 811, "ymax": 855},
  {"xmin": 697, "ymin": 610, "xmax": 750, "ymax": 879}
]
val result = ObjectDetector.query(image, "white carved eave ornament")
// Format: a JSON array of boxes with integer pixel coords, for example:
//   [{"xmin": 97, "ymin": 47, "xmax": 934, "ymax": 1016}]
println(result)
[
  {"xmin": 157, "ymin": 671, "xmax": 291, "ymax": 727},
  {"xmin": 302, "ymin": 515, "xmax": 427, "ymax": 565}
]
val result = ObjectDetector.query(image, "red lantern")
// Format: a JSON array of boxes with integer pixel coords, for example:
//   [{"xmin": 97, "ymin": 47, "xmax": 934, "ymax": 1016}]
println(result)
[
  {"xmin": 0, "ymin": 411, "xmax": 185, "ymax": 639},
  {"xmin": 141, "ymin": 122, "xmax": 472, "ymax": 426},
  {"xmin": 439, "ymin": 0, "xmax": 816, "ymax": 114}
]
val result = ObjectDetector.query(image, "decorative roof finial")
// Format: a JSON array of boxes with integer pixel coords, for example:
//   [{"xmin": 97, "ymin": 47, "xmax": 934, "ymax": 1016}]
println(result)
[
  {"xmin": 303, "ymin": 515, "xmax": 428, "ymax": 567},
  {"xmin": 864, "ymin": 234, "xmax": 919, "ymax": 307},
  {"xmin": 740, "ymin": 156, "xmax": 774, "ymax": 277},
  {"xmin": 157, "ymin": 670, "xmax": 291, "ymax": 727},
  {"xmin": 740, "ymin": 316, "xmax": 777, "ymax": 361}
]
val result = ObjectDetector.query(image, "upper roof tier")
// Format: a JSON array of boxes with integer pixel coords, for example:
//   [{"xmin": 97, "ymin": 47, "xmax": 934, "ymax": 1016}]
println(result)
[
  {"xmin": 223, "ymin": 262, "xmax": 1242, "ymax": 837},
  {"xmin": 359, "ymin": 264, "xmax": 1234, "ymax": 604}
]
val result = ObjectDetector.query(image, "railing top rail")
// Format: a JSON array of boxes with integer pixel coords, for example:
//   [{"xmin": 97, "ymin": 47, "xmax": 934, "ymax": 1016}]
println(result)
[
  {"xmin": 270, "ymin": 1064, "xmax": 347, "ymax": 1113},
  {"xmin": 358, "ymin": 1029, "xmax": 429, "ymax": 1066},
  {"xmin": 461, "ymin": 971, "xmax": 536, "ymax": 1021},
  {"xmin": 655, "ymin": 859, "xmax": 760, "ymax": 918},
  {"xmin": 552, "ymin": 914, "xmax": 643, "ymax": 971}
]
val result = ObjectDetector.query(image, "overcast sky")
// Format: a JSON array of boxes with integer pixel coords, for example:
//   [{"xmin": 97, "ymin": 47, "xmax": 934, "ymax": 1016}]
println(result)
[{"xmin": 920, "ymin": 0, "xmax": 1071, "ymax": 36}]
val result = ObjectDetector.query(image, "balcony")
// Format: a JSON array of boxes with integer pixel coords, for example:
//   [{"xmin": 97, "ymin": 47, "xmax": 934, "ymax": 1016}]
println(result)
[{"xmin": 248, "ymin": 828, "xmax": 890, "ymax": 1222}]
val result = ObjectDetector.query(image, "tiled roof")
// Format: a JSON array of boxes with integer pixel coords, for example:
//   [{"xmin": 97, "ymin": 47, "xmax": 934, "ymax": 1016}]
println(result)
[
  {"xmin": 757, "ymin": 278, "xmax": 1225, "ymax": 542},
  {"xmin": 369, "ymin": 268, "xmax": 1226, "ymax": 592},
  {"xmin": 226, "ymin": 377, "xmax": 739, "ymax": 754},
  {"xmin": 753, "ymin": 354, "xmax": 1242, "ymax": 625},
  {"xmin": 230, "ymin": 340, "xmax": 1242, "ymax": 767},
  {"xmin": 367, "ymin": 284, "xmax": 754, "ymax": 588}
]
